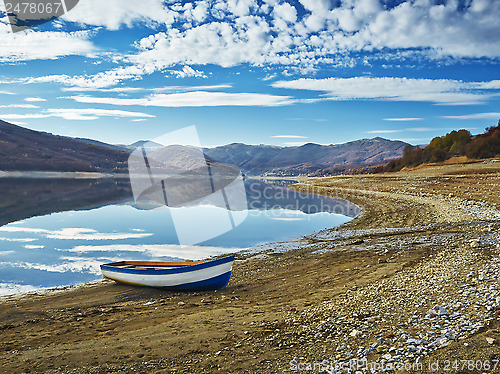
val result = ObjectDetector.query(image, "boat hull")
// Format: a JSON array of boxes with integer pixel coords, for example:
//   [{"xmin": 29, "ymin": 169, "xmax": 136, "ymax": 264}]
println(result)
[{"xmin": 100, "ymin": 255, "xmax": 234, "ymax": 291}]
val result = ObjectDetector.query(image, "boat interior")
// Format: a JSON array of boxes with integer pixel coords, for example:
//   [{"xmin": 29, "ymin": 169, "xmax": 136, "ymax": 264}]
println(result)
[{"xmin": 104, "ymin": 260, "xmax": 204, "ymax": 270}]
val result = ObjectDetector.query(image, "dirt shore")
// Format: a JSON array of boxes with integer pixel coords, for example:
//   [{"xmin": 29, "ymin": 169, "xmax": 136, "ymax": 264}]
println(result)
[{"xmin": 1, "ymin": 160, "xmax": 500, "ymax": 373}]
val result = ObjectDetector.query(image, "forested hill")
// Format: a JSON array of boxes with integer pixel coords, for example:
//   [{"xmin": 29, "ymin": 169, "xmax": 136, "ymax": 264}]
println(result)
[
  {"xmin": 0, "ymin": 120, "xmax": 129, "ymax": 172},
  {"xmin": 378, "ymin": 120, "xmax": 500, "ymax": 172}
]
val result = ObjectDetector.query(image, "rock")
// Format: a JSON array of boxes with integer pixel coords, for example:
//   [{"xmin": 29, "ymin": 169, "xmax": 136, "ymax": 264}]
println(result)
[
  {"xmin": 470, "ymin": 239, "xmax": 480, "ymax": 248},
  {"xmin": 382, "ymin": 353, "xmax": 392, "ymax": 360},
  {"xmin": 350, "ymin": 329, "xmax": 362, "ymax": 338},
  {"xmin": 428, "ymin": 305, "xmax": 447, "ymax": 317},
  {"xmin": 486, "ymin": 337, "xmax": 496, "ymax": 345},
  {"xmin": 177, "ymin": 301, "xmax": 186, "ymax": 306}
]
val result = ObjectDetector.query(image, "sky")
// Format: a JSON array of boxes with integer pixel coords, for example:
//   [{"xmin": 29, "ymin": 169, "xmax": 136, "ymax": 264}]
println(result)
[{"xmin": 0, "ymin": 0, "xmax": 499, "ymax": 147}]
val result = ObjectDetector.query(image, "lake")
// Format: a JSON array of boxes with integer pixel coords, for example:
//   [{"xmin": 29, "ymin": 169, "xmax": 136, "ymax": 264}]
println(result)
[{"xmin": 0, "ymin": 178, "xmax": 359, "ymax": 296}]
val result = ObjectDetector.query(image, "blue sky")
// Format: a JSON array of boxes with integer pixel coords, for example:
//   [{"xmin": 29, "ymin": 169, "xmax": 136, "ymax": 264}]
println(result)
[{"xmin": 0, "ymin": 0, "xmax": 499, "ymax": 147}]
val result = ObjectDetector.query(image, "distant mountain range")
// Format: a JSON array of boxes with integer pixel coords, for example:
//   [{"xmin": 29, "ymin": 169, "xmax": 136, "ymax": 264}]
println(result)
[
  {"xmin": 204, "ymin": 138, "xmax": 408, "ymax": 175},
  {"xmin": 0, "ymin": 120, "xmax": 408, "ymax": 175}
]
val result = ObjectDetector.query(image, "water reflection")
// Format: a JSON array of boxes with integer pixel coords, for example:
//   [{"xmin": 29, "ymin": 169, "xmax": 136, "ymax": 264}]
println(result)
[
  {"xmin": 0, "ymin": 177, "xmax": 359, "ymax": 296},
  {"xmin": 0, "ymin": 177, "xmax": 132, "ymax": 227}
]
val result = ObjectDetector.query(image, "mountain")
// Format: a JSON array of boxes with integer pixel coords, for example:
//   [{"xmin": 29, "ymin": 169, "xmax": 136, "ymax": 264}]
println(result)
[
  {"xmin": 72, "ymin": 137, "xmax": 130, "ymax": 152},
  {"xmin": 0, "ymin": 120, "xmax": 129, "ymax": 172},
  {"xmin": 114, "ymin": 140, "xmax": 164, "ymax": 153},
  {"xmin": 0, "ymin": 120, "xmax": 408, "ymax": 175},
  {"xmin": 205, "ymin": 137, "xmax": 408, "ymax": 175}
]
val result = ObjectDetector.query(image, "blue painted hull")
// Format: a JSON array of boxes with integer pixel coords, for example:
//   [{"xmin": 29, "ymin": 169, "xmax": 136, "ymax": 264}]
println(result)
[{"xmin": 100, "ymin": 254, "xmax": 234, "ymax": 291}]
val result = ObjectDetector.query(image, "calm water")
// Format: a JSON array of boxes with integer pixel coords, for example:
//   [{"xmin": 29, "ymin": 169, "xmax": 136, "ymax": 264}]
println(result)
[{"xmin": 0, "ymin": 178, "xmax": 359, "ymax": 296}]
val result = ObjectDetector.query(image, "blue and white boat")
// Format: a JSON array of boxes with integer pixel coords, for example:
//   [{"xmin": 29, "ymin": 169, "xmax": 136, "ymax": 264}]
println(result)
[{"xmin": 100, "ymin": 254, "xmax": 234, "ymax": 291}]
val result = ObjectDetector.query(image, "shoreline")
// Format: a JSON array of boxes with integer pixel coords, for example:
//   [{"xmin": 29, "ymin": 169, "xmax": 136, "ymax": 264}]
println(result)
[
  {"xmin": 0, "ymin": 171, "xmax": 130, "ymax": 179},
  {"xmin": 1, "ymin": 161, "xmax": 500, "ymax": 373}
]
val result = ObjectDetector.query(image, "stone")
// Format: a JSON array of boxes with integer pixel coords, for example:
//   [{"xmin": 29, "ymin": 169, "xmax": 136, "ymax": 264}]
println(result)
[
  {"xmin": 486, "ymin": 337, "xmax": 496, "ymax": 345},
  {"xmin": 428, "ymin": 305, "xmax": 447, "ymax": 317},
  {"xmin": 470, "ymin": 239, "xmax": 480, "ymax": 248},
  {"xmin": 350, "ymin": 329, "xmax": 362, "ymax": 338}
]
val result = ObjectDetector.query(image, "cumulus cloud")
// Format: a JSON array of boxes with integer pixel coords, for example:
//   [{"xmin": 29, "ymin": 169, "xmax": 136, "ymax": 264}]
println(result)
[
  {"xmin": 61, "ymin": 0, "xmax": 175, "ymax": 30},
  {"xmin": 2, "ymin": 1, "xmax": 496, "ymax": 90},
  {"xmin": 168, "ymin": 66, "xmax": 207, "ymax": 78},
  {"xmin": 1, "ymin": 0, "xmax": 499, "ymax": 99},
  {"xmin": 0, "ymin": 17, "xmax": 96, "ymax": 62},
  {"xmin": 111, "ymin": 0, "xmax": 500, "ymax": 80}
]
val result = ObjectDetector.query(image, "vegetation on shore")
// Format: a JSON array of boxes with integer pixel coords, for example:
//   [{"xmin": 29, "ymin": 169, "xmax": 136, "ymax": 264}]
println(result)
[{"xmin": 376, "ymin": 119, "xmax": 500, "ymax": 172}]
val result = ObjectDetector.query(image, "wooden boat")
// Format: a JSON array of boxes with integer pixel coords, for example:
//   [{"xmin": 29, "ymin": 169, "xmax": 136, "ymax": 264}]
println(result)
[{"xmin": 100, "ymin": 254, "xmax": 234, "ymax": 291}]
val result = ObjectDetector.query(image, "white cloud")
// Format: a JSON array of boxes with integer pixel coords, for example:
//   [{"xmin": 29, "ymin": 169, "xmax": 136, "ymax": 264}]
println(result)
[
  {"xmin": 0, "ymin": 0, "xmax": 499, "ymax": 76},
  {"xmin": 274, "ymin": 3, "xmax": 297, "ymax": 24},
  {"xmin": 0, "ymin": 0, "xmax": 498, "ymax": 93},
  {"xmin": 406, "ymin": 127, "xmax": 439, "ymax": 132},
  {"xmin": 0, "ymin": 104, "xmax": 39, "ymax": 108},
  {"xmin": 395, "ymin": 138, "xmax": 429, "ymax": 144},
  {"xmin": 1, "ymin": 108, "xmax": 155, "ymax": 121},
  {"xmin": 61, "ymin": 84, "xmax": 232, "ymax": 93},
  {"xmin": 0, "ymin": 90, "xmax": 16, "ymax": 95},
  {"xmin": 24, "ymin": 97, "xmax": 47, "ymax": 102},
  {"xmin": 168, "ymin": 66, "xmax": 207, "ymax": 78},
  {"xmin": 383, "ymin": 117, "xmax": 423, "ymax": 122},
  {"xmin": 442, "ymin": 112, "xmax": 500, "ymax": 120},
  {"xmin": 100, "ymin": 0, "xmax": 500, "ymax": 82},
  {"xmin": 272, "ymin": 77, "xmax": 500, "ymax": 105},
  {"xmin": 0, "ymin": 19, "xmax": 96, "ymax": 62},
  {"xmin": 0, "ymin": 236, "xmax": 37, "ymax": 242},
  {"xmin": 366, "ymin": 130, "xmax": 402, "ymax": 134},
  {"xmin": 68, "ymin": 91, "xmax": 295, "ymax": 107},
  {"xmin": 24, "ymin": 245, "xmax": 44, "ymax": 249},
  {"xmin": 61, "ymin": 0, "xmax": 176, "ymax": 30}
]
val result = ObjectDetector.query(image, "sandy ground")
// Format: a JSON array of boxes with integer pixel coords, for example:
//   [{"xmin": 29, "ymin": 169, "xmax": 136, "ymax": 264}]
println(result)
[{"xmin": 1, "ymin": 160, "xmax": 500, "ymax": 373}]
